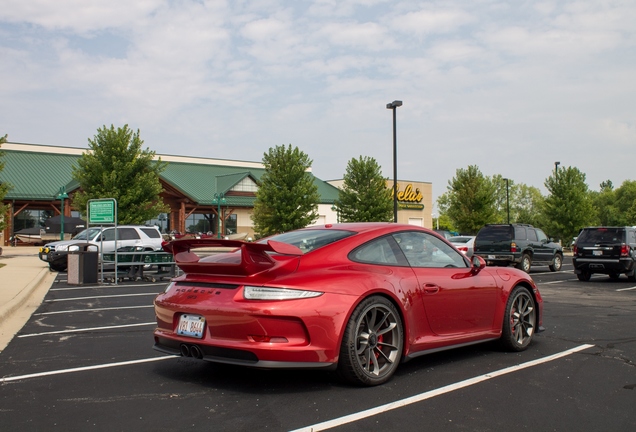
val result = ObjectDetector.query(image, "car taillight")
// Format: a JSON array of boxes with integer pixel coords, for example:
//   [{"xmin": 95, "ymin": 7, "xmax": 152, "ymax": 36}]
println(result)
[
  {"xmin": 621, "ymin": 244, "xmax": 630, "ymax": 257},
  {"xmin": 458, "ymin": 246, "xmax": 468, "ymax": 253},
  {"xmin": 510, "ymin": 242, "xmax": 518, "ymax": 253},
  {"xmin": 573, "ymin": 245, "xmax": 578, "ymax": 255}
]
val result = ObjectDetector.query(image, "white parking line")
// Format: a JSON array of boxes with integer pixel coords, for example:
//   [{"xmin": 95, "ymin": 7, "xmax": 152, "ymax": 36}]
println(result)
[
  {"xmin": 50, "ymin": 283, "xmax": 166, "ymax": 292},
  {"xmin": 34, "ymin": 305, "xmax": 154, "ymax": 316},
  {"xmin": 17, "ymin": 322, "xmax": 156, "ymax": 338},
  {"xmin": 617, "ymin": 286, "xmax": 636, "ymax": 291},
  {"xmin": 45, "ymin": 293, "xmax": 157, "ymax": 302},
  {"xmin": 0, "ymin": 356, "xmax": 176, "ymax": 383},
  {"xmin": 290, "ymin": 344, "xmax": 594, "ymax": 432}
]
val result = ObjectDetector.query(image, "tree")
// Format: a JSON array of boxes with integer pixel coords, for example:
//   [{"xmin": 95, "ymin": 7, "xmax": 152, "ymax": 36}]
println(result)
[
  {"xmin": 71, "ymin": 125, "xmax": 168, "ymax": 225},
  {"xmin": 612, "ymin": 180, "xmax": 636, "ymax": 225},
  {"xmin": 543, "ymin": 166, "xmax": 595, "ymax": 243},
  {"xmin": 438, "ymin": 165, "xmax": 497, "ymax": 234},
  {"xmin": 334, "ymin": 156, "xmax": 392, "ymax": 222},
  {"xmin": 591, "ymin": 180, "xmax": 617, "ymax": 226},
  {"xmin": 0, "ymin": 134, "xmax": 11, "ymax": 232},
  {"xmin": 251, "ymin": 144, "xmax": 320, "ymax": 236},
  {"xmin": 513, "ymin": 184, "xmax": 544, "ymax": 226}
]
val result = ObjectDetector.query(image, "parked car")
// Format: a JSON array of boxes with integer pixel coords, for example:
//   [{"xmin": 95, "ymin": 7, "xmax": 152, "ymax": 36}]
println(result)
[
  {"xmin": 572, "ymin": 226, "xmax": 636, "ymax": 281},
  {"xmin": 448, "ymin": 235, "xmax": 476, "ymax": 257},
  {"xmin": 39, "ymin": 225, "xmax": 163, "ymax": 271},
  {"xmin": 153, "ymin": 222, "xmax": 543, "ymax": 386},
  {"xmin": 473, "ymin": 223, "xmax": 563, "ymax": 273},
  {"xmin": 433, "ymin": 229, "xmax": 456, "ymax": 240}
]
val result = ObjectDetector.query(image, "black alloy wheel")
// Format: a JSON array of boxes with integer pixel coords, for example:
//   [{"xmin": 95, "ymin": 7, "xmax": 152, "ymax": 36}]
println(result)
[
  {"xmin": 338, "ymin": 296, "xmax": 403, "ymax": 386},
  {"xmin": 500, "ymin": 286, "xmax": 536, "ymax": 351}
]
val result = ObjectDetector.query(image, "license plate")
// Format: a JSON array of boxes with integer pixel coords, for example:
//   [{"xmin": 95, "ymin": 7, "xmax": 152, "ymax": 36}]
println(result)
[
  {"xmin": 177, "ymin": 314, "xmax": 205, "ymax": 339},
  {"xmin": 41, "ymin": 254, "xmax": 48, "ymax": 260},
  {"xmin": 593, "ymin": 250, "xmax": 603, "ymax": 256},
  {"xmin": 488, "ymin": 255, "xmax": 496, "ymax": 260}
]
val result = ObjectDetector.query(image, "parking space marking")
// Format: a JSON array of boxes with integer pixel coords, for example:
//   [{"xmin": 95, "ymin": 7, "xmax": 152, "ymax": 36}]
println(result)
[
  {"xmin": 617, "ymin": 286, "xmax": 636, "ymax": 291},
  {"xmin": 0, "ymin": 356, "xmax": 176, "ymax": 383},
  {"xmin": 17, "ymin": 322, "xmax": 156, "ymax": 338},
  {"xmin": 45, "ymin": 293, "xmax": 157, "ymax": 302},
  {"xmin": 291, "ymin": 344, "xmax": 594, "ymax": 432},
  {"xmin": 34, "ymin": 305, "xmax": 154, "ymax": 316},
  {"xmin": 50, "ymin": 283, "xmax": 166, "ymax": 292}
]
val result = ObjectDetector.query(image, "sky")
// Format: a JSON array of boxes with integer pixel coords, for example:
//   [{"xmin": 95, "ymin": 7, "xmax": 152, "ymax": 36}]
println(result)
[{"xmin": 1, "ymin": 0, "xmax": 635, "ymax": 207}]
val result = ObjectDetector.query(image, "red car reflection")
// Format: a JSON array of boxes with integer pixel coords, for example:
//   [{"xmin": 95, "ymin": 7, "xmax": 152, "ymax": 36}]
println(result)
[{"xmin": 153, "ymin": 223, "xmax": 543, "ymax": 386}]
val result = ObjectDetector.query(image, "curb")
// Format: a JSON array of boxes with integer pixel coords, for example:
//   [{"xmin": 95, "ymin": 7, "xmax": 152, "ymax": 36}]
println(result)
[{"xmin": 0, "ymin": 266, "xmax": 51, "ymax": 327}]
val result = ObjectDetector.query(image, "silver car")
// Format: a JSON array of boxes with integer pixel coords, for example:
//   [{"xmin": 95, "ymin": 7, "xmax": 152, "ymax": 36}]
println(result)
[{"xmin": 448, "ymin": 235, "xmax": 476, "ymax": 258}]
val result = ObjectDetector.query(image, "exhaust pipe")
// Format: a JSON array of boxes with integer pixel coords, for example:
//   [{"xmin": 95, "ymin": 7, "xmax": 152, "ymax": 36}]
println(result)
[
  {"xmin": 180, "ymin": 344, "xmax": 191, "ymax": 357},
  {"xmin": 189, "ymin": 345, "xmax": 203, "ymax": 359}
]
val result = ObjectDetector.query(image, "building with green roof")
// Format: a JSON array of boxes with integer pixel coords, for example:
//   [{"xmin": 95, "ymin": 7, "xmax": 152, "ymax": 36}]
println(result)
[{"xmin": 0, "ymin": 143, "xmax": 340, "ymax": 245}]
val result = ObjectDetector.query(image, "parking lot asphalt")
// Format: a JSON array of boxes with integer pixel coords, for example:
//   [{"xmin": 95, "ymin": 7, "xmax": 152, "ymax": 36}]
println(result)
[{"xmin": 1, "ymin": 255, "xmax": 635, "ymax": 431}]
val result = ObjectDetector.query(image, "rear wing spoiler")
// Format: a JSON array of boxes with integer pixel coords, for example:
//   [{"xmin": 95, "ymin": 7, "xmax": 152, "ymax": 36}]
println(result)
[{"xmin": 163, "ymin": 238, "xmax": 303, "ymax": 276}]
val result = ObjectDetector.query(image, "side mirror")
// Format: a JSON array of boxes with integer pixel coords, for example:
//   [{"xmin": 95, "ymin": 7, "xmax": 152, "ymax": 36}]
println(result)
[{"xmin": 471, "ymin": 255, "xmax": 486, "ymax": 273}]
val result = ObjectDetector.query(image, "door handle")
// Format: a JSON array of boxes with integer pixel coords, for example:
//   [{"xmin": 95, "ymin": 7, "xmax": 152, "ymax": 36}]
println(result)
[{"xmin": 423, "ymin": 284, "xmax": 439, "ymax": 294}]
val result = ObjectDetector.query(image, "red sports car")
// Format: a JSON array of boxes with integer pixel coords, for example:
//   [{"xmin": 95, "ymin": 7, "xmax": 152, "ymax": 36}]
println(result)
[{"xmin": 153, "ymin": 223, "xmax": 543, "ymax": 386}]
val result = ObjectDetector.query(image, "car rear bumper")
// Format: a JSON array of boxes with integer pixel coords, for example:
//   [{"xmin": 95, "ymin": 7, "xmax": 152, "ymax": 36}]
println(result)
[
  {"xmin": 572, "ymin": 257, "xmax": 635, "ymax": 274},
  {"xmin": 38, "ymin": 249, "xmax": 68, "ymax": 265},
  {"xmin": 474, "ymin": 253, "xmax": 518, "ymax": 265}
]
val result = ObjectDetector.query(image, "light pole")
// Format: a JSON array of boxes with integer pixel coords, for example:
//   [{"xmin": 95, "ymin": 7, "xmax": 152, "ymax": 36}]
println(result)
[
  {"xmin": 503, "ymin": 178, "xmax": 510, "ymax": 223},
  {"xmin": 158, "ymin": 213, "xmax": 167, "ymax": 233},
  {"xmin": 56, "ymin": 186, "xmax": 69, "ymax": 241},
  {"xmin": 554, "ymin": 161, "xmax": 560, "ymax": 176},
  {"xmin": 386, "ymin": 100, "xmax": 403, "ymax": 223},
  {"xmin": 213, "ymin": 193, "xmax": 226, "ymax": 238}
]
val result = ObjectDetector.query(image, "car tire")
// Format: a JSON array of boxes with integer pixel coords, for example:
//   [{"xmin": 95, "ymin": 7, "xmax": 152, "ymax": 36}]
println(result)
[
  {"xmin": 549, "ymin": 254, "xmax": 563, "ymax": 272},
  {"xmin": 628, "ymin": 272, "xmax": 636, "ymax": 282},
  {"xmin": 337, "ymin": 296, "xmax": 403, "ymax": 386},
  {"xmin": 49, "ymin": 263, "xmax": 67, "ymax": 272},
  {"xmin": 577, "ymin": 272, "xmax": 591, "ymax": 281},
  {"xmin": 500, "ymin": 286, "xmax": 536, "ymax": 352},
  {"xmin": 516, "ymin": 253, "xmax": 532, "ymax": 273}
]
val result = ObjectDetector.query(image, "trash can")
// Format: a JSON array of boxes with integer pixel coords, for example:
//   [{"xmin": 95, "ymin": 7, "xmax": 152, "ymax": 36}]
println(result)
[{"xmin": 67, "ymin": 243, "xmax": 99, "ymax": 285}]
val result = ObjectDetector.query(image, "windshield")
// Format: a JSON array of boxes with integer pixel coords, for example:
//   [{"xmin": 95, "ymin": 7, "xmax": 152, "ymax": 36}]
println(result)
[
  {"xmin": 72, "ymin": 227, "xmax": 102, "ymax": 241},
  {"xmin": 264, "ymin": 229, "xmax": 355, "ymax": 253}
]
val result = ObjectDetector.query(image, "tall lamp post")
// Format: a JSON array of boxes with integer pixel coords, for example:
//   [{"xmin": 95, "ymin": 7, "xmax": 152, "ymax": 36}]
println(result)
[
  {"xmin": 386, "ymin": 100, "xmax": 403, "ymax": 223},
  {"xmin": 213, "ymin": 193, "xmax": 226, "ymax": 239},
  {"xmin": 158, "ymin": 213, "xmax": 167, "ymax": 233},
  {"xmin": 57, "ymin": 186, "xmax": 69, "ymax": 241},
  {"xmin": 503, "ymin": 178, "xmax": 510, "ymax": 223},
  {"xmin": 554, "ymin": 161, "xmax": 560, "ymax": 176}
]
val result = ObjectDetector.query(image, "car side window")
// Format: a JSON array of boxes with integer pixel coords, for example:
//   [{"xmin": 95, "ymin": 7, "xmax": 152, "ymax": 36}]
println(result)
[
  {"xmin": 536, "ymin": 229, "xmax": 548, "ymax": 242},
  {"xmin": 101, "ymin": 229, "xmax": 116, "ymax": 242},
  {"xmin": 514, "ymin": 227, "xmax": 527, "ymax": 240},
  {"xmin": 119, "ymin": 228, "xmax": 140, "ymax": 240},
  {"xmin": 140, "ymin": 228, "xmax": 161, "ymax": 239},
  {"xmin": 393, "ymin": 231, "xmax": 468, "ymax": 268},
  {"xmin": 527, "ymin": 229, "xmax": 538, "ymax": 241},
  {"xmin": 350, "ymin": 237, "xmax": 401, "ymax": 265}
]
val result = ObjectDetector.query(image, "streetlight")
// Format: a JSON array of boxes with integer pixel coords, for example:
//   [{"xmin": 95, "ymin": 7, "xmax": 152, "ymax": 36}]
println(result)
[
  {"xmin": 503, "ymin": 178, "xmax": 510, "ymax": 224},
  {"xmin": 56, "ymin": 186, "xmax": 69, "ymax": 241},
  {"xmin": 213, "ymin": 193, "xmax": 226, "ymax": 238},
  {"xmin": 158, "ymin": 213, "xmax": 167, "ymax": 233},
  {"xmin": 554, "ymin": 161, "xmax": 560, "ymax": 175},
  {"xmin": 386, "ymin": 100, "xmax": 403, "ymax": 223}
]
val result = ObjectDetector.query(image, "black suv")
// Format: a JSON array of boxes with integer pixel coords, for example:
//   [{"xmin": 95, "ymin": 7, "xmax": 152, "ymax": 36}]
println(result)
[
  {"xmin": 473, "ymin": 224, "xmax": 563, "ymax": 273},
  {"xmin": 572, "ymin": 226, "xmax": 636, "ymax": 281}
]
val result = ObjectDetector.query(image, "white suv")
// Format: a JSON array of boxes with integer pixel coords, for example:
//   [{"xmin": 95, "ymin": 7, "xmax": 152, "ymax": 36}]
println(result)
[{"xmin": 39, "ymin": 225, "xmax": 163, "ymax": 271}]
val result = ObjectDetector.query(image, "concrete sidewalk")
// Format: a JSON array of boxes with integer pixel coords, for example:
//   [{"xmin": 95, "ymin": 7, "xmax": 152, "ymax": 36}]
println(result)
[{"xmin": 0, "ymin": 246, "xmax": 57, "ymax": 352}]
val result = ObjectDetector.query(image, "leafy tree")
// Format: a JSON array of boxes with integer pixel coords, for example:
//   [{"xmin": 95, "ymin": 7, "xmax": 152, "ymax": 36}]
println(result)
[
  {"xmin": 252, "ymin": 144, "xmax": 320, "ymax": 236},
  {"xmin": 437, "ymin": 165, "xmax": 497, "ymax": 234},
  {"xmin": 0, "ymin": 134, "xmax": 11, "ymax": 231},
  {"xmin": 334, "ymin": 156, "xmax": 392, "ymax": 222},
  {"xmin": 543, "ymin": 166, "xmax": 595, "ymax": 242},
  {"xmin": 513, "ymin": 184, "xmax": 544, "ymax": 226},
  {"xmin": 590, "ymin": 180, "xmax": 617, "ymax": 226},
  {"xmin": 72, "ymin": 125, "xmax": 168, "ymax": 225},
  {"xmin": 612, "ymin": 180, "xmax": 636, "ymax": 225}
]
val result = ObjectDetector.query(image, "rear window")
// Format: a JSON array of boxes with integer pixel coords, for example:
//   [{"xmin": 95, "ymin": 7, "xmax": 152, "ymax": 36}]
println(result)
[
  {"xmin": 476, "ymin": 225, "xmax": 513, "ymax": 242},
  {"xmin": 577, "ymin": 228, "xmax": 625, "ymax": 245},
  {"xmin": 266, "ymin": 229, "xmax": 355, "ymax": 253}
]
